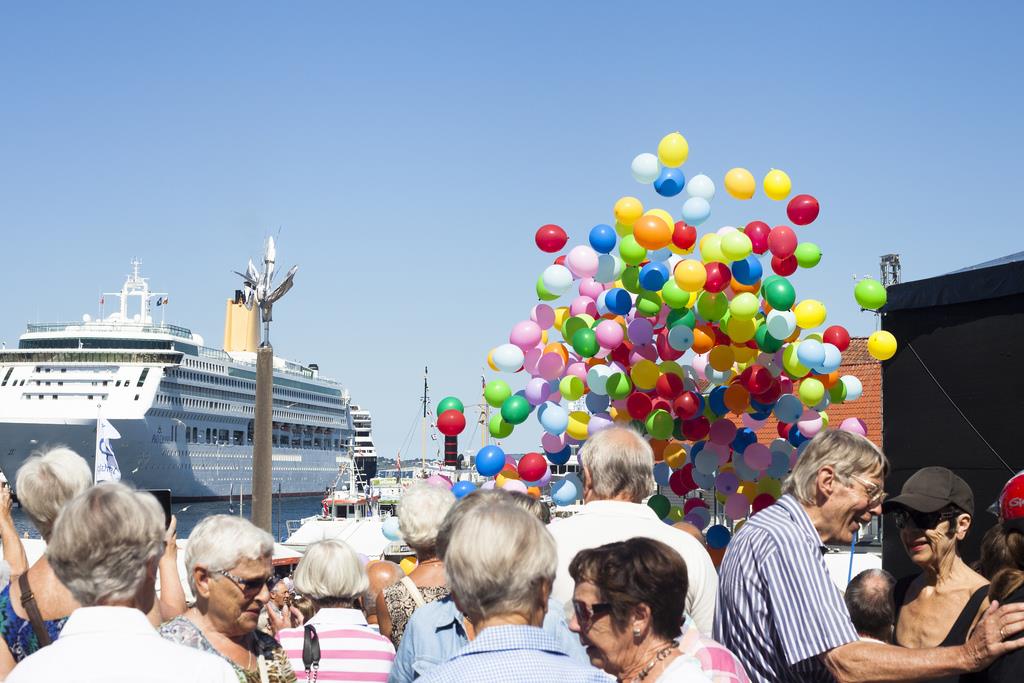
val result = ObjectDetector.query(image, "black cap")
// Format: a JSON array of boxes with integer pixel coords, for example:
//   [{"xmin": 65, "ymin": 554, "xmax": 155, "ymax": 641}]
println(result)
[{"xmin": 882, "ymin": 467, "xmax": 974, "ymax": 516}]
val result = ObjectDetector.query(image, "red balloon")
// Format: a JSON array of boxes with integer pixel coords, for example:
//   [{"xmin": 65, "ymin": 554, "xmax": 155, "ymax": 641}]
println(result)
[
  {"xmin": 746, "ymin": 365, "xmax": 773, "ymax": 395},
  {"xmin": 753, "ymin": 378, "xmax": 782, "ymax": 404},
  {"xmin": 437, "ymin": 409, "xmax": 466, "ymax": 436},
  {"xmin": 770, "ymin": 254, "xmax": 798, "ymax": 276},
  {"xmin": 669, "ymin": 468, "xmax": 695, "ymax": 496},
  {"xmin": 535, "ymin": 224, "xmax": 568, "ymax": 253},
  {"xmin": 777, "ymin": 422, "xmax": 791, "ymax": 438},
  {"xmin": 655, "ymin": 328, "xmax": 684, "ymax": 361},
  {"xmin": 656, "ymin": 372, "xmax": 685, "ymax": 400},
  {"xmin": 681, "ymin": 416, "xmax": 710, "ymax": 441},
  {"xmin": 610, "ymin": 341, "xmax": 632, "ymax": 366},
  {"xmin": 767, "ymin": 226, "xmax": 797, "ymax": 258},
  {"xmin": 752, "ymin": 493, "xmax": 777, "ymax": 514},
  {"xmin": 823, "ymin": 325, "xmax": 851, "ymax": 352},
  {"xmin": 651, "ymin": 398, "xmax": 672, "ymax": 415},
  {"xmin": 703, "ymin": 262, "xmax": 732, "ymax": 293},
  {"xmin": 517, "ymin": 452, "xmax": 549, "ymax": 482},
  {"xmin": 626, "ymin": 392, "xmax": 653, "ymax": 420},
  {"xmin": 673, "ymin": 391, "xmax": 701, "ymax": 420},
  {"xmin": 786, "ymin": 194, "xmax": 820, "ymax": 226},
  {"xmin": 553, "ymin": 254, "xmax": 567, "ymax": 266},
  {"xmin": 744, "ymin": 221, "xmax": 771, "ymax": 255},
  {"xmin": 672, "ymin": 222, "xmax": 697, "ymax": 251}
]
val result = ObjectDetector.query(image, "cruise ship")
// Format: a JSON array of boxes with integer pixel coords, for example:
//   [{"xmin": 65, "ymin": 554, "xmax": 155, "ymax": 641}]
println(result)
[
  {"xmin": 350, "ymin": 404, "xmax": 379, "ymax": 481},
  {"xmin": 0, "ymin": 261, "xmax": 357, "ymax": 500}
]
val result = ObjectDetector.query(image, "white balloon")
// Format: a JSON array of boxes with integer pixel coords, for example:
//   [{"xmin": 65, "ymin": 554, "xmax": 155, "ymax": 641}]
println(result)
[
  {"xmin": 687, "ymin": 173, "xmax": 716, "ymax": 200},
  {"xmin": 631, "ymin": 153, "xmax": 660, "ymax": 184},
  {"xmin": 681, "ymin": 197, "xmax": 711, "ymax": 225},
  {"xmin": 716, "ymin": 225, "xmax": 739, "ymax": 236},
  {"xmin": 541, "ymin": 264, "xmax": 574, "ymax": 295},
  {"xmin": 492, "ymin": 343, "xmax": 525, "ymax": 373},
  {"xmin": 766, "ymin": 310, "xmax": 797, "ymax": 339}
]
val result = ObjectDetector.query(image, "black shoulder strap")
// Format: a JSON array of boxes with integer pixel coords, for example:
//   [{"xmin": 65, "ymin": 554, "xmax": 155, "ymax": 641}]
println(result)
[
  {"xmin": 943, "ymin": 585, "xmax": 991, "ymax": 646},
  {"xmin": 18, "ymin": 573, "xmax": 52, "ymax": 648},
  {"xmin": 303, "ymin": 623, "xmax": 321, "ymax": 678}
]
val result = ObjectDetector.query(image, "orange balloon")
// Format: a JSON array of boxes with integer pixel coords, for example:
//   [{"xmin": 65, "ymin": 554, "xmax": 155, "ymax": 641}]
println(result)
[
  {"xmin": 649, "ymin": 439, "xmax": 668, "ymax": 462},
  {"xmin": 664, "ymin": 442, "xmax": 687, "ymax": 469},
  {"xmin": 731, "ymin": 278, "xmax": 761, "ymax": 295},
  {"xmin": 692, "ymin": 325, "xmax": 716, "ymax": 354},
  {"xmin": 821, "ymin": 370, "xmax": 841, "ymax": 388},
  {"xmin": 526, "ymin": 486, "xmax": 541, "ymax": 498},
  {"xmin": 543, "ymin": 342, "xmax": 570, "ymax": 364},
  {"xmin": 632, "ymin": 215, "xmax": 672, "ymax": 250},
  {"xmin": 785, "ymin": 329, "xmax": 801, "ymax": 343},
  {"xmin": 708, "ymin": 546, "xmax": 726, "ymax": 568},
  {"xmin": 723, "ymin": 384, "xmax": 750, "ymax": 414}
]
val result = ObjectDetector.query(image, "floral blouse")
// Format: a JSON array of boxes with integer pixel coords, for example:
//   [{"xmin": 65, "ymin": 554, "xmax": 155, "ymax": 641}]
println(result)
[
  {"xmin": 382, "ymin": 582, "xmax": 450, "ymax": 648},
  {"xmin": 159, "ymin": 615, "xmax": 296, "ymax": 683}
]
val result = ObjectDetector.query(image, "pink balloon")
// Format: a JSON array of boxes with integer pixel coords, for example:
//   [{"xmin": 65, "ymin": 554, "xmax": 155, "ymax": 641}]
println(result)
[
  {"xmin": 797, "ymin": 410, "xmax": 823, "ymax": 438},
  {"xmin": 570, "ymin": 296, "xmax": 598, "ymax": 317},
  {"xmin": 541, "ymin": 432, "xmax": 568, "ymax": 453},
  {"xmin": 510, "ymin": 320, "xmax": 542, "ymax": 351},
  {"xmin": 629, "ymin": 343, "xmax": 658, "ymax": 363},
  {"xmin": 526, "ymin": 467, "xmax": 552, "ymax": 487},
  {"xmin": 537, "ymin": 353, "xmax": 566, "ymax": 381},
  {"xmin": 578, "ymin": 278, "xmax": 606, "ymax": 300},
  {"xmin": 481, "ymin": 480, "xmax": 496, "ymax": 490},
  {"xmin": 566, "ymin": 362, "xmax": 588, "ymax": 380},
  {"xmin": 716, "ymin": 470, "xmax": 740, "ymax": 494},
  {"xmin": 705, "ymin": 441, "xmax": 731, "ymax": 466},
  {"xmin": 594, "ymin": 320, "xmax": 624, "ymax": 349},
  {"xmin": 742, "ymin": 414, "xmax": 766, "ymax": 430},
  {"xmin": 725, "ymin": 492, "xmax": 751, "ymax": 520},
  {"xmin": 566, "ymin": 246, "xmax": 599, "ymax": 278},
  {"xmin": 708, "ymin": 419, "xmax": 737, "ymax": 445},
  {"xmin": 502, "ymin": 479, "xmax": 528, "ymax": 494},
  {"xmin": 839, "ymin": 417, "xmax": 868, "ymax": 437},
  {"xmin": 531, "ymin": 304, "xmax": 555, "ymax": 330},
  {"xmin": 425, "ymin": 474, "xmax": 453, "ymax": 490},
  {"xmin": 523, "ymin": 347, "xmax": 543, "ymax": 375},
  {"xmin": 744, "ymin": 443, "xmax": 772, "ymax": 470},
  {"xmin": 692, "ymin": 354, "xmax": 709, "ymax": 380}
]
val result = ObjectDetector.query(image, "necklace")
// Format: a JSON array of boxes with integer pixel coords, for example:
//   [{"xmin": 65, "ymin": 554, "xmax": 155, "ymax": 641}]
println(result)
[{"xmin": 631, "ymin": 643, "xmax": 677, "ymax": 682}]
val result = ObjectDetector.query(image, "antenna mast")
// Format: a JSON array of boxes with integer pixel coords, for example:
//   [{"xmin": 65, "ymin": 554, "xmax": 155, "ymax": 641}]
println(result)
[{"xmin": 420, "ymin": 367, "xmax": 430, "ymax": 471}]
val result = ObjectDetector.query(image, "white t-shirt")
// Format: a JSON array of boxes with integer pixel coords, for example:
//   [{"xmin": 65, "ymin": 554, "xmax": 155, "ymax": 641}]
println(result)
[
  {"xmin": 656, "ymin": 653, "xmax": 714, "ymax": 682},
  {"xmin": 7, "ymin": 606, "xmax": 237, "ymax": 683},
  {"xmin": 548, "ymin": 500, "xmax": 719, "ymax": 636}
]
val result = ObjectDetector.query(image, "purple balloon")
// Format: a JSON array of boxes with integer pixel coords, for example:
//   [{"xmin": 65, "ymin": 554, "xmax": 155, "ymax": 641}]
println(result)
[
  {"xmin": 542, "ymin": 432, "xmax": 568, "ymax": 453},
  {"xmin": 524, "ymin": 377, "xmax": 553, "ymax": 406},
  {"xmin": 627, "ymin": 318, "xmax": 654, "ymax": 345}
]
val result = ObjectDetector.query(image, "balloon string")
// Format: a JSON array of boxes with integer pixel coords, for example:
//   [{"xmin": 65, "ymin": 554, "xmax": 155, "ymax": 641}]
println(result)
[
  {"xmin": 905, "ymin": 342, "xmax": 1015, "ymax": 474},
  {"xmin": 847, "ymin": 529, "xmax": 857, "ymax": 585}
]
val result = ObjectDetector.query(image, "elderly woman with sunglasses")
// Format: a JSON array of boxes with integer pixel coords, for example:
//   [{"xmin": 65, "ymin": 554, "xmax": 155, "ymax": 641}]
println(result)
[
  {"xmin": 884, "ymin": 467, "xmax": 989, "ymax": 680},
  {"xmin": 160, "ymin": 515, "xmax": 297, "ymax": 683}
]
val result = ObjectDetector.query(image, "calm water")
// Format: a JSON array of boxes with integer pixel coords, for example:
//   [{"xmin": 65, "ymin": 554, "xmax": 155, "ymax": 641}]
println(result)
[{"xmin": 11, "ymin": 494, "xmax": 325, "ymax": 542}]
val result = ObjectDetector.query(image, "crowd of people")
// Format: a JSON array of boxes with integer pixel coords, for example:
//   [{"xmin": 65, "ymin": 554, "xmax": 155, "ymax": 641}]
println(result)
[{"xmin": 0, "ymin": 427, "xmax": 1023, "ymax": 682}]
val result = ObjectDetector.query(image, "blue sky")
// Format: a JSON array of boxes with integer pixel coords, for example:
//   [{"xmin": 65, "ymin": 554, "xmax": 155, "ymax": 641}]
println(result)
[{"xmin": 1, "ymin": 2, "xmax": 1021, "ymax": 462}]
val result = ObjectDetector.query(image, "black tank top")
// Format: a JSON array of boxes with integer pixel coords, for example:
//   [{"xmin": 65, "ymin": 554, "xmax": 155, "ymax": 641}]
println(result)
[{"xmin": 894, "ymin": 575, "xmax": 989, "ymax": 683}]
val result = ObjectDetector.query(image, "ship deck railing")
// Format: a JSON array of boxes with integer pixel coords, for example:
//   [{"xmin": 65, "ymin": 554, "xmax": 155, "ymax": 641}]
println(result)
[{"xmin": 27, "ymin": 321, "xmax": 194, "ymax": 339}]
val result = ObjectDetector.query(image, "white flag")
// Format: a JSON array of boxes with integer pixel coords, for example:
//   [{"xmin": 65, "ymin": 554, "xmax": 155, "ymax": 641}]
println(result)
[{"xmin": 94, "ymin": 413, "xmax": 122, "ymax": 483}]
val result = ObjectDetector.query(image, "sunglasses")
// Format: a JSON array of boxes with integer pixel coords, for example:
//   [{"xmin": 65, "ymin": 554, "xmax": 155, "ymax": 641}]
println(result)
[
  {"xmin": 572, "ymin": 600, "xmax": 613, "ymax": 631},
  {"xmin": 892, "ymin": 508, "xmax": 958, "ymax": 530},
  {"xmin": 214, "ymin": 569, "xmax": 274, "ymax": 595}
]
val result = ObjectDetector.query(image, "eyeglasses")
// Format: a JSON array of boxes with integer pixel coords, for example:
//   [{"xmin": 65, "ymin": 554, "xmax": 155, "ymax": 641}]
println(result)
[
  {"xmin": 572, "ymin": 600, "xmax": 613, "ymax": 631},
  {"xmin": 892, "ymin": 508, "xmax": 958, "ymax": 530},
  {"xmin": 214, "ymin": 569, "xmax": 273, "ymax": 596},
  {"xmin": 847, "ymin": 473, "xmax": 887, "ymax": 508}
]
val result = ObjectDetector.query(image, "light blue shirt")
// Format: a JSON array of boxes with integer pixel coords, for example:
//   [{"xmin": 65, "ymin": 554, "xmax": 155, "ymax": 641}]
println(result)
[
  {"xmin": 389, "ymin": 596, "xmax": 591, "ymax": 682},
  {"xmin": 416, "ymin": 624, "xmax": 608, "ymax": 683}
]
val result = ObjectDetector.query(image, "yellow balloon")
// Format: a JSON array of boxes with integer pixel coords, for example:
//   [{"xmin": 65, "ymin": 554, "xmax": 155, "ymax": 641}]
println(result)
[
  {"xmin": 664, "ymin": 442, "xmax": 687, "ymax": 469},
  {"xmin": 737, "ymin": 481, "xmax": 758, "ymax": 502},
  {"xmin": 708, "ymin": 345, "xmax": 735, "ymax": 372},
  {"xmin": 645, "ymin": 208, "xmax": 676, "ymax": 232},
  {"xmin": 673, "ymin": 259, "xmax": 707, "ymax": 292},
  {"xmin": 757, "ymin": 477, "xmax": 782, "ymax": 498},
  {"xmin": 726, "ymin": 317, "xmax": 757, "ymax": 344},
  {"xmin": 667, "ymin": 242, "xmax": 694, "ymax": 256},
  {"xmin": 630, "ymin": 359, "xmax": 661, "ymax": 390},
  {"xmin": 400, "ymin": 556, "xmax": 418, "ymax": 575},
  {"xmin": 763, "ymin": 169, "xmax": 792, "ymax": 201},
  {"xmin": 793, "ymin": 299, "xmax": 827, "ymax": 329},
  {"xmin": 733, "ymin": 345, "xmax": 759, "ymax": 364},
  {"xmin": 614, "ymin": 221, "xmax": 633, "ymax": 237},
  {"xmin": 614, "ymin": 196, "xmax": 644, "ymax": 228},
  {"xmin": 487, "ymin": 349, "xmax": 499, "ymax": 371},
  {"xmin": 567, "ymin": 411, "xmax": 591, "ymax": 441},
  {"xmin": 496, "ymin": 470, "xmax": 520, "ymax": 487},
  {"xmin": 657, "ymin": 132, "xmax": 689, "ymax": 167},
  {"xmin": 724, "ymin": 168, "xmax": 756, "ymax": 200},
  {"xmin": 782, "ymin": 343, "xmax": 811, "ymax": 378},
  {"xmin": 659, "ymin": 360, "xmax": 685, "ymax": 378},
  {"xmin": 540, "ymin": 329, "xmax": 548, "ymax": 345},
  {"xmin": 699, "ymin": 234, "xmax": 725, "ymax": 263},
  {"xmin": 554, "ymin": 307, "xmax": 570, "ymax": 332},
  {"xmin": 868, "ymin": 330, "xmax": 898, "ymax": 360}
]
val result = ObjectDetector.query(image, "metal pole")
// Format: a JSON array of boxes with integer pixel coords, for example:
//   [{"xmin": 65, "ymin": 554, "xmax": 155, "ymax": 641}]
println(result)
[{"xmin": 251, "ymin": 344, "xmax": 273, "ymax": 531}]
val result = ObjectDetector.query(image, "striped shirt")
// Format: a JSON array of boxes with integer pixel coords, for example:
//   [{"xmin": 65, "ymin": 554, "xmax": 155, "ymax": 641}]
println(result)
[
  {"xmin": 714, "ymin": 495, "xmax": 857, "ymax": 683},
  {"xmin": 278, "ymin": 608, "xmax": 395, "ymax": 682},
  {"xmin": 679, "ymin": 615, "xmax": 750, "ymax": 683}
]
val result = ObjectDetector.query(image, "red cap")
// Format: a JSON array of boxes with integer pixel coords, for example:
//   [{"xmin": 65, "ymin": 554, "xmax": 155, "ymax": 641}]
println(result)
[{"xmin": 997, "ymin": 471, "xmax": 1024, "ymax": 531}]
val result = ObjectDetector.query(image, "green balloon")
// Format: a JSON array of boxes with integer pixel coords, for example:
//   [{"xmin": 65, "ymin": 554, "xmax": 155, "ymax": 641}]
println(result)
[
  {"xmin": 500, "ymin": 395, "xmax": 531, "ymax": 425},
  {"xmin": 828, "ymin": 381, "xmax": 848, "ymax": 404},
  {"xmin": 794, "ymin": 242, "xmax": 822, "ymax": 269},
  {"xmin": 696, "ymin": 291, "xmax": 728, "ymax": 321},
  {"xmin": 667, "ymin": 308, "xmax": 696, "ymax": 330},
  {"xmin": 854, "ymin": 278, "xmax": 887, "ymax": 310},
  {"xmin": 488, "ymin": 414, "xmax": 514, "ymax": 438},
  {"xmin": 763, "ymin": 277, "xmax": 796, "ymax": 311},
  {"xmin": 536, "ymin": 275, "xmax": 559, "ymax": 301},
  {"xmin": 635, "ymin": 291, "xmax": 662, "ymax": 317},
  {"xmin": 647, "ymin": 494, "xmax": 671, "ymax": 520},
  {"xmin": 619, "ymin": 234, "xmax": 647, "ymax": 266},
  {"xmin": 562, "ymin": 316, "xmax": 587, "ymax": 342},
  {"xmin": 755, "ymin": 324, "xmax": 784, "ymax": 353},
  {"xmin": 436, "ymin": 396, "xmax": 464, "ymax": 414},
  {"xmin": 798, "ymin": 378, "xmax": 825, "ymax": 406},
  {"xmin": 645, "ymin": 409, "xmax": 675, "ymax": 440},
  {"xmin": 661, "ymin": 279, "xmax": 691, "ymax": 309},
  {"xmin": 621, "ymin": 266, "xmax": 642, "ymax": 294},
  {"xmin": 572, "ymin": 328, "xmax": 599, "ymax": 357},
  {"xmin": 605, "ymin": 372, "xmax": 632, "ymax": 399},
  {"xmin": 484, "ymin": 380, "xmax": 512, "ymax": 408},
  {"xmin": 560, "ymin": 375, "xmax": 585, "ymax": 401}
]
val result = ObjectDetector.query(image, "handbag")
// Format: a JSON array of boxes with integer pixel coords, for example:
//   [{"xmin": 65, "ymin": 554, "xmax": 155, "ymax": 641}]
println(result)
[
  {"xmin": 18, "ymin": 573, "xmax": 52, "ymax": 649},
  {"xmin": 302, "ymin": 623, "xmax": 321, "ymax": 683}
]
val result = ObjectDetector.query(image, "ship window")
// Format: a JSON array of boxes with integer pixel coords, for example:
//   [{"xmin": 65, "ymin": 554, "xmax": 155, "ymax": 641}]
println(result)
[
  {"xmin": 0, "ymin": 368, "xmax": 12, "ymax": 386},
  {"xmin": 134, "ymin": 394, "xmax": 140, "ymax": 401},
  {"xmin": 137, "ymin": 368, "xmax": 150, "ymax": 387}
]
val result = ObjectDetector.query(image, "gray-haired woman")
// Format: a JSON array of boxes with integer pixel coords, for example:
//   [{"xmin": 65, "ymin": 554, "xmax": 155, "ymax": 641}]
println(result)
[
  {"xmin": 377, "ymin": 482, "xmax": 455, "ymax": 647},
  {"xmin": 159, "ymin": 515, "xmax": 297, "ymax": 683},
  {"xmin": 0, "ymin": 447, "xmax": 92, "ymax": 677}
]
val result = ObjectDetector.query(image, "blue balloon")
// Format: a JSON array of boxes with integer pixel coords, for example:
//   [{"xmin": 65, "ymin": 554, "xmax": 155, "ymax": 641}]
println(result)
[
  {"xmin": 605, "ymin": 288, "xmax": 633, "ymax": 315},
  {"xmin": 585, "ymin": 392, "xmax": 610, "ymax": 414},
  {"xmin": 382, "ymin": 516, "xmax": 402, "ymax": 541},
  {"xmin": 796, "ymin": 339, "xmax": 825, "ymax": 369},
  {"xmin": 706, "ymin": 524, "xmax": 732, "ymax": 549},
  {"xmin": 654, "ymin": 167, "xmax": 686, "ymax": 197},
  {"xmin": 818, "ymin": 343, "xmax": 842, "ymax": 373},
  {"xmin": 451, "ymin": 480, "xmax": 477, "ymax": 499},
  {"xmin": 537, "ymin": 401, "xmax": 569, "ymax": 435},
  {"xmin": 681, "ymin": 197, "xmax": 711, "ymax": 225},
  {"xmin": 774, "ymin": 394, "xmax": 804, "ymax": 423},
  {"xmin": 689, "ymin": 439, "xmax": 706, "ymax": 463},
  {"xmin": 475, "ymin": 445, "xmax": 506, "ymax": 477},
  {"xmin": 731, "ymin": 255, "xmax": 763, "ymax": 286},
  {"xmin": 708, "ymin": 386, "xmax": 729, "ymax": 416},
  {"xmin": 692, "ymin": 467, "xmax": 715, "ymax": 490},
  {"xmin": 588, "ymin": 224, "xmax": 617, "ymax": 254},
  {"xmin": 788, "ymin": 426, "xmax": 809, "ymax": 447},
  {"xmin": 731, "ymin": 427, "xmax": 757, "ymax": 453},
  {"xmin": 638, "ymin": 261, "xmax": 669, "ymax": 291},
  {"xmin": 653, "ymin": 462, "xmax": 671, "ymax": 486},
  {"xmin": 546, "ymin": 445, "xmax": 572, "ymax": 465},
  {"xmin": 551, "ymin": 478, "xmax": 578, "ymax": 506},
  {"xmin": 766, "ymin": 450, "xmax": 790, "ymax": 479}
]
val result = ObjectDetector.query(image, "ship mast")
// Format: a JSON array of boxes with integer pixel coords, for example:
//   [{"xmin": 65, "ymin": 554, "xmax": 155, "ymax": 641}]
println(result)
[{"xmin": 420, "ymin": 367, "xmax": 429, "ymax": 471}]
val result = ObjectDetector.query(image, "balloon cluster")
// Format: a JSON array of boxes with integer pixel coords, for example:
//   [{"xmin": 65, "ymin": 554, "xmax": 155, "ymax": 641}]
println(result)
[{"xmin": 481, "ymin": 131, "xmax": 895, "ymax": 534}]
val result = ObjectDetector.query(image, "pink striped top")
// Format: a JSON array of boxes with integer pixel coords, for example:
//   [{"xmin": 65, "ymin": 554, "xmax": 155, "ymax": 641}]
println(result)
[{"xmin": 278, "ymin": 608, "xmax": 395, "ymax": 683}]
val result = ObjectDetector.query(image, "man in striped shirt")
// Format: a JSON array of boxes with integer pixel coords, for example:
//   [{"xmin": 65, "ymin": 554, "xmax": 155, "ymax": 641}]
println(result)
[{"xmin": 715, "ymin": 430, "xmax": 1024, "ymax": 682}]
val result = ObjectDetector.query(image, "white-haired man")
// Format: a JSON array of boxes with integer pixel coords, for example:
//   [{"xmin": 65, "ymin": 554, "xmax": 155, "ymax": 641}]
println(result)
[
  {"xmin": 715, "ymin": 429, "xmax": 1024, "ymax": 682},
  {"xmin": 548, "ymin": 427, "xmax": 718, "ymax": 636},
  {"xmin": 8, "ymin": 483, "xmax": 236, "ymax": 682}
]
